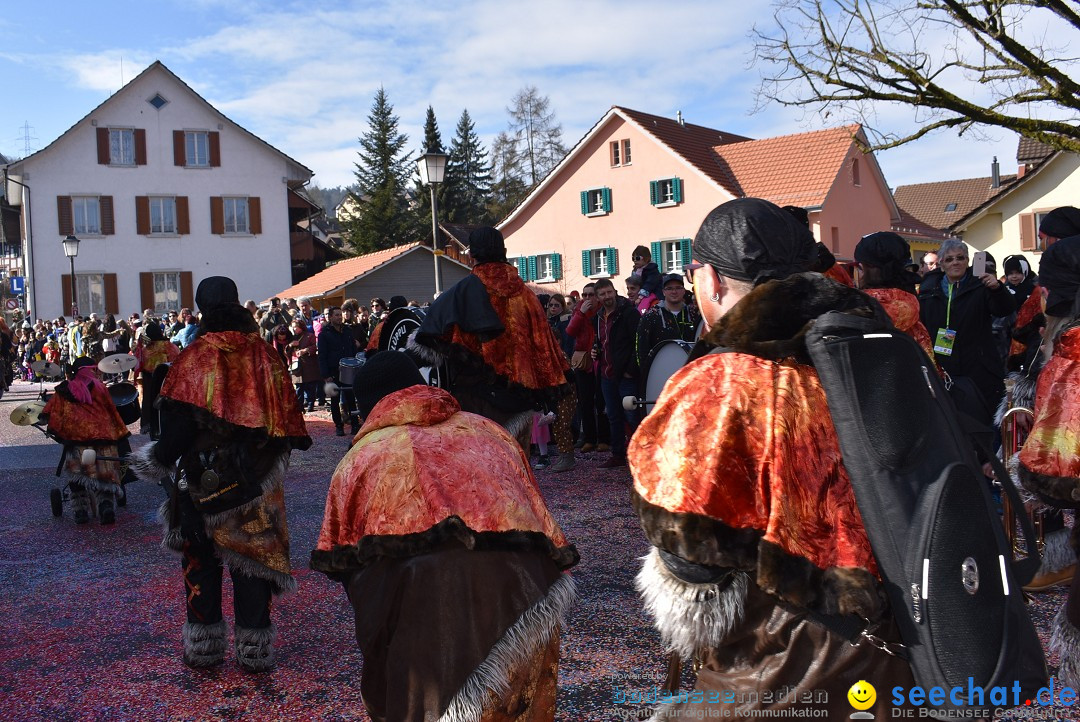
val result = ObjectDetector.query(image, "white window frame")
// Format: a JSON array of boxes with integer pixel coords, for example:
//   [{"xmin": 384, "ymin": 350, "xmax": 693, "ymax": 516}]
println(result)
[
  {"xmin": 153, "ymin": 271, "xmax": 182, "ymax": 314},
  {"xmin": 223, "ymin": 197, "xmax": 249, "ymax": 234},
  {"xmin": 622, "ymin": 139, "xmax": 632, "ymax": 165},
  {"xmin": 1035, "ymin": 210, "xmax": 1052, "ymax": 253},
  {"xmin": 72, "ymin": 196, "xmax": 101, "ymax": 236},
  {"xmin": 610, "ymin": 141, "xmax": 621, "ymax": 167},
  {"xmin": 185, "ymin": 130, "xmax": 210, "ymax": 167},
  {"xmin": 149, "ymin": 196, "xmax": 177, "ymax": 235},
  {"xmin": 585, "ymin": 247, "xmax": 614, "ymax": 278},
  {"xmin": 658, "ymin": 239, "xmax": 685, "ymax": 273},
  {"xmin": 656, "ymin": 179, "xmax": 677, "ymax": 207},
  {"xmin": 109, "ymin": 128, "xmax": 135, "ymax": 166},
  {"xmin": 536, "ymin": 252, "xmax": 555, "ymax": 282},
  {"xmin": 76, "ymin": 273, "xmax": 105, "ymax": 316},
  {"xmin": 584, "ymin": 188, "xmax": 606, "ymax": 217}
]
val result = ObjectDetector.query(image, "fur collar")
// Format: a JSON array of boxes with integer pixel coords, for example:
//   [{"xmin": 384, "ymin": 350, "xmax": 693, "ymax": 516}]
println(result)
[{"xmin": 704, "ymin": 272, "xmax": 887, "ymax": 365}]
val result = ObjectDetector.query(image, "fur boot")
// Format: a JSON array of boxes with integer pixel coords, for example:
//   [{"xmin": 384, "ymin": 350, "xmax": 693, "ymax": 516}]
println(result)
[
  {"xmin": 1051, "ymin": 603, "xmax": 1080, "ymax": 687},
  {"xmin": 1041, "ymin": 527, "xmax": 1077, "ymax": 575},
  {"xmin": 235, "ymin": 625, "xmax": 276, "ymax": 672},
  {"xmin": 182, "ymin": 620, "xmax": 227, "ymax": 668},
  {"xmin": 70, "ymin": 485, "xmax": 91, "ymax": 525}
]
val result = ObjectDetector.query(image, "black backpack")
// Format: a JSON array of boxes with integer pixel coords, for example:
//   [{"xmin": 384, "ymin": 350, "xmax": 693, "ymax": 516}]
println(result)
[{"xmin": 804, "ymin": 310, "xmax": 1047, "ymax": 711}]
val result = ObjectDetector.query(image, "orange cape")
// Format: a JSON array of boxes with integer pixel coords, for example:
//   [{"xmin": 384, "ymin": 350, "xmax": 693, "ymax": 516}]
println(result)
[
  {"xmin": 1020, "ymin": 326, "xmax": 1080, "ymax": 481},
  {"xmin": 865, "ymin": 287, "xmax": 935, "ymax": 362},
  {"xmin": 136, "ymin": 339, "xmax": 179, "ymax": 374},
  {"xmin": 44, "ymin": 382, "xmax": 130, "ymax": 443}
]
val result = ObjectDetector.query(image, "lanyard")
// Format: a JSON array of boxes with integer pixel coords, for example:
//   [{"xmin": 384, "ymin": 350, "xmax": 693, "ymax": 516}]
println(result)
[{"xmin": 946, "ymin": 283, "xmax": 954, "ymax": 328}]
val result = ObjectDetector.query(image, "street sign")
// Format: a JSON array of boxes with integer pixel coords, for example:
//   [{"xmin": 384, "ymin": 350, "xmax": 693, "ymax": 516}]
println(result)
[
  {"xmin": 5, "ymin": 299, "xmax": 17, "ymax": 311},
  {"xmin": 9, "ymin": 276, "xmax": 24, "ymax": 295}
]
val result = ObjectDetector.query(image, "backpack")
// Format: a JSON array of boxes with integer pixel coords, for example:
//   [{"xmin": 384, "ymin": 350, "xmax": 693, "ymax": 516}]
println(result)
[{"xmin": 804, "ymin": 310, "xmax": 1047, "ymax": 711}]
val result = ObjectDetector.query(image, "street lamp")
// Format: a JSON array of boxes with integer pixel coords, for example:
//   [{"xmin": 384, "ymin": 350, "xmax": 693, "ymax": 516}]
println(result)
[
  {"xmin": 417, "ymin": 150, "xmax": 449, "ymax": 297},
  {"xmin": 62, "ymin": 234, "xmax": 80, "ymax": 317}
]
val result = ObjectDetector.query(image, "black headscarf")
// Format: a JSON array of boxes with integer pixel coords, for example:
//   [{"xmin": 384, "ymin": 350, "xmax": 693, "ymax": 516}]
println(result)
[
  {"xmin": 854, "ymin": 231, "xmax": 920, "ymax": 294},
  {"xmin": 354, "ymin": 351, "xmax": 426, "ymax": 418},
  {"xmin": 1038, "ymin": 235, "xmax": 1080, "ymax": 317},
  {"xmin": 1040, "ymin": 207, "xmax": 1080, "ymax": 240},
  {"xmin": 195, "ymin": 276, "xmax": 240, "ymax": 314},
  {"xmin": 469, "ymin": 227, "xmax": 507, "ymax": 264},
  {"xmin": 693, "ymin": 198, "xmax": 816, "ymax": 286},
  {"xmin": 1002, "ymin": 254, "xmax": 1037, "ymax": 307}
]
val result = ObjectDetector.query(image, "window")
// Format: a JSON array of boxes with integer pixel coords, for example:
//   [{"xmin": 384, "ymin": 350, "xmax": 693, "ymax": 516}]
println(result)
[
  {"xmin": 76, "ymin": 274, "xmax": 106, "ymax": 316},
  {"xmin": 153, "ymin": 272, "xmax": 182, "ymax": 314},
  {"xmin": 515, "ymin": 253, "xmax": 562, "ymax": 282},
  {"xmin": 650, "ymin": 178, "xmax": 683, "ymax": 207},
  {"xmin": 73, "ymin": 197, "xmax": 101, "ymax": 235},
  {"xmin": 109, "ymin": 128, "xmax": 135, "ymax": 165},
  {"xmin": 223, "ymin": 197, "xmax": 249, "ymax": 234},
  {"xmin": 1020, "ymin": 210, "xmax": 1055, "ymax": 252},
  {"xmin": 944, "ymin": 202, "xmax": 958, "ymax": 212},
  {"xmin": 650, "ymin": 239, "xmax": 692, "ymax": 273},
  {"xmin": 579, "ymin": 187, "xmax": 612, "ymax": 216},
  {"xmin": 149, "ymin": 197, "xmax": 177, "ymax": 234},
  {"xmin": 851, "ymin": 158, "xmax": 861, "ymax": 187},
  {"xmin": 581, "ymin": 248, "xmax": 619, "ymax": 277},
  {"xmin": 211, "ymin": 196, "xmax": 260, "ymax": 235},
  {"xmin": 610, "ymin": 141, "xmax": 621, "ymax": 166},
  {"xmin": 186, "ymin": 131, "xmax": 210, "ymax": 167},
  {"xmin": 610, "ymin": 139, "xmax": 632, "ymax": 166},
  {"xmin": 148, "ymin": 93, "xmax": 168, "ymax": 110},
  {"xmin": 622, "ymin": 139, "xmax": 631, "ymax": 164}
]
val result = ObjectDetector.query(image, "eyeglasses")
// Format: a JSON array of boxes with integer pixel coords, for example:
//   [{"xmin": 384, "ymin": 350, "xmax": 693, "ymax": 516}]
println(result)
[
  {"xmin": 581, "ymin": 292, "xmax": 595, "ymax": 297},
  {"xmin": 632, "ymin": 256, "xmax": 645, "ymax": 261},
  {"xmin": 684, "ymin": 261, "xmax": 705, "ymax": 286},
  {"xmin": 941, "ymin": 256, "xmax": 967, "ymax": 263}
]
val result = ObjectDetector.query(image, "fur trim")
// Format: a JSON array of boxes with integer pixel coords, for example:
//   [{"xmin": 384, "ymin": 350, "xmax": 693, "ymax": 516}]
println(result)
[
  {"xmin": 182, "ymin": 620, "xmax": 227, "ymax": 667},
  {"xmin": 501, "ymin": 410, "xmax": 535, "ymax": 441},
  {"xmin": 1019, "ymin": 461, "xmax": 1080, "ymax": 508},
  {"xmin": 199, "ymin": 454, "xmax": 287, "ymax": 529},
  {"xmin": 65, "ymin": 472, "xmax": 121, "ymax": 495},
  {"xmin": 218, "ymin": 545, "xmax": 296, "ymax": 596},
  {"xmin": 128, "ymin": 442, "xmax": 175, "ymax": 484},
  {"xmin": 1050, "ymin": 603, "xmax": 1080, "ymax": 687},
  {"xmin": 234, "ymin": 624, "xmax": 276, "ymax": 672},
  {"xmin": 158, "ymin": 497, "xmax": 184, "ymax": 552},
  {"xmin": 406, "ymin": 330, "xmax": 445, "ymax": 366},
  {"xmin": 636, "ymin": 546, "xmax": 748, "ymax": 661},
  {"xmin": 996, "ymin": 367, "xmax": 1041, "ymax": 427},
  {"xmin": 438, "ymin": 574, "xmax": 576, "ymax": 722},
  {"xmin": 1041, "ymin": 528, "xmax": 1077, "ymax": 575}
]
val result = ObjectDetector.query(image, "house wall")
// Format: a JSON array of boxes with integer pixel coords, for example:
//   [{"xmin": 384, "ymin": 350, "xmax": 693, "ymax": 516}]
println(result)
[
  {"xmin": 813, "ymin": 148, "xmax": 898, "ymax": 260},
  {"xmin": 959, "ymin": 154, "xmax": 1080, "ymax": 274},
  {"xmin": 500, "ymin": 116, "xmax": 733, "ymax": 295},
  {"xmin": 15, "ymin": 64, "xmax": 306, "ymax": 320},
  {"xmin": 339, "ymin": 249, "xmax": 471, "ymax": 305}
]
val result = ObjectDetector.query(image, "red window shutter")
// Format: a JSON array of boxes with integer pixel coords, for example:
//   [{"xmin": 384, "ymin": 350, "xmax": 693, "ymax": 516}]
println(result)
[
  {"xmin": 176, "ymin": 196, "xmax": 190, "ymax": 235},
  {"xmin": 96, "ymin": 128, "xmax": 110, "ymax": 165},
  {"xmin": 100, "ymin": 196, "xmax": 115, "ymax": 235},
  {"xmin": 62, "ymin": 274, "xmax": 72, "ymax": 315},
  {"xmin": 135, "ymin": 196, "xmax": 150, "ymax": 235},
  {"xmin": 104, "ymin": 274, "xmax": 119, "ymax": 314},
  {"xmin": 248, "ymin": 197, "xmax": 261, "ymax": 234},
  {"xmin": 173, "ymin": 131, "xmax": 185, "ymax": 166},
  {"xmin": 134, "ymin": 129, "xmax": 147, "ymax": 165},
  {"xmin": 209, "ymin": 131, "xmax": 221, "ymax": 167},
  {"xmin": 1020, "ymin": 213, "xmax": 1036, "ymax": 251},
  {"xmin": 140, "ymin": 272, "xmax": 154, "ymax": 311},
  {"xmin": 180, "ymin": 272, "xmax": 194, "ymax": 309},
  {"xmin": 57, "ymin": 196, "xmax": 73, "ymax": 236},
  {"xmin": 210, "ymin": 197, "xmax": 224, "ymax": 234}
]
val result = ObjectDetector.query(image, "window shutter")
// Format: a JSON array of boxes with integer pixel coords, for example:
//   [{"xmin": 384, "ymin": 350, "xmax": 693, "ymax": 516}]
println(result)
[
  {"xmin": 134, "ymin": 129, "xmax": 147, "ymax": 165},
  {"xmin": 210, "ymin": 197, "xmax": 224, "ymax": 234},
  {"xmin": 62, "ymin": 274, "xmax": 72, "ymax": 315},
  {"xmin": 526, "ymin": 255, "xmax": 537, "ymax": 282},
  {"xmin": 650, "ymin": 242, "xmax": 663, "ymax": 267},
  {"xmin": 209, "ymin": 131, "xmax": 221, "ymax": 167},
  {"xmin": 602, "ymin": 187, "xmax": 612, "ymax": 213},
  {"xmin": 176, "ymin": 196, "xmax": 190, "ymax": 235},
  {"xmin": 57, "ymin": 196, "xmax": 73, "ymax": 236},
  {"xmin": 552, "ymin": 253, "xmax": 563, "ymax": 281},
  {"xmin": 140, "ymin": 272, "xmax": 154, "ymax": 311},
  {"xmin": 96, "ymin": 128, "xmax": 110, "ymax": 164},
  {"xmin": 173, "ymin": 131, "xmax": 186, "ymax": 166},
  {"xmin": 100, "ymin": 196, "xmax": 115, "ymax": 235},
  {"xmin": 1020, "ymin": 213, "xmax": 1036, "ymax": 251},
  {"xmin": 582, "ymin": 250, "xmax": 592, "ymax": 277},
  {"xmin": 580, "ymin": 191, "xmax": 589, "ymax": 215},
  {"xmin": 679, "ymin": 238, "xmax": 692, "ymax": 266},
  {"xmin": 180, "ymin": 272, "xmax": 194, "ymax": 309},
  {"xmin": 672, "ymin": 177, "xmax": 683, "ymax": 203},
  {"xmin": 135, "ymin": 196, "xmax": 150, "ymax": 235},
  {"xmin": 608, "ymin": 247, "xmax": 619, "ymax": 275},
  {"xmin": 248, "ymin": 197, "xmax": 261, "ymax": 234},
  {"xmin": 104, "ymin": 274, "xmax": 119, "ymax": 314},
  {"xmin": 649, "ymin": 180, "xmax": 659, "ymax": 206}
]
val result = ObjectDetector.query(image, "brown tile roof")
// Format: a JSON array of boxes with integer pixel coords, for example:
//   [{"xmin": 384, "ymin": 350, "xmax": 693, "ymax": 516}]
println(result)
[
  {"xmin": 272, "ymin": 242, "xmax": 422, "ymax": 301},
  {"xmin": 893, "ymin": 175, "xmax": 1017, "ymax": 233},
  {"xmin": 714, "ymin": 125, "xmax": 862, "ymax": 208},
  {"xmin": 892, "ymin": 207, "xmax": 957, "ymax": 243},
  {"xmin": 1017, "ymin": 137, "xmax": 1054, "ymax": 165}
]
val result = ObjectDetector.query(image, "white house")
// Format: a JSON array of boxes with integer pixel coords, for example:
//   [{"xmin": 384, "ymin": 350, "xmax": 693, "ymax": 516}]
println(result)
[{"xmin": 3, "ymin": 60, "xmax": 313, "ymax": 320}]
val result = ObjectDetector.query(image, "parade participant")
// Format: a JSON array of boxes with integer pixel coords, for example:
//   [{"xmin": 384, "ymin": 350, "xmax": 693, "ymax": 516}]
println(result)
[
  {"xmin": 311, "ymin": 351, "xmax": 577, "ymax": 722},
  {"xmin": 629, "ymin": 198, "xmax": 915, "ymax": 719},
  {"xmin": 410, "ymin": 227, "xmax": 575, "ymax": 462},
  {"xmin": 130, "ymin": 276, "xmax": 311, "ymax": 671},
  {"xmin": 854, "ymin": 231, "xmax": 935, "ymax": 361},
  {"xmin": 41, "ymin": 357, "xmax": 130, "ymax": 524},
  {"xmin": 317, "ymin": 306, "xmax": 361, "ymax": 437},
  {"xmin": 134, "ymin": 321, "xmax": 179, "ymax": 437}
]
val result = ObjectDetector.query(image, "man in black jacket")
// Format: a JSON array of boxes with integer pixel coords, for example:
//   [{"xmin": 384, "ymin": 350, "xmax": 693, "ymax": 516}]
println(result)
[
  {"xmin": 592, "ymin": 277, "xmax": 640, "ymax": 468},
  {"xmin": 318, "ymin": 306, "xmax": 361, "ymax": 436}
]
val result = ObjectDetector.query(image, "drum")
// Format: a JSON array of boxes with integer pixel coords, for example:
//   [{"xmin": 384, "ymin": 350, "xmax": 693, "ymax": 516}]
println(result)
[
  {"xmin": 108, "ymin": 382, "xmax": 141, "ymax": 425},
  {"xmin": 339, "ymin": 357, "xmax": 364, "ymax": 387},
  {"xmin": 640, "ymin": 340, "xmax": 693, "ymax": 415},
  {"xmin": 419, "ymin": 361, "xmax": 449, "ymax": 389},
  {"xmin": 378, "ymin": 307, "xmax": 426, "ymax": 352}
]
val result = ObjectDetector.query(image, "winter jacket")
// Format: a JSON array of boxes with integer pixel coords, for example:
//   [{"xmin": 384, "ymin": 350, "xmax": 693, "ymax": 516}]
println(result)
[{"xmin": 594, "ymin": 297, "xmax": 640, "ymax": 380}]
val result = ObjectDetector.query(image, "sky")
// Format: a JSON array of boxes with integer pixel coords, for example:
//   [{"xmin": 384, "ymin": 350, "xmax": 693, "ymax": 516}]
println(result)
[{"xmin": 0, "ymin": 0, "xmax": 1057, "ymax": 193}]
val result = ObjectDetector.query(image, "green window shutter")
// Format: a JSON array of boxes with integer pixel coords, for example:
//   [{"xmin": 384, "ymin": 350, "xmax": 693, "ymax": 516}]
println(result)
[
  {"xmin": 650, "ymin": 242, "xmax": 663, "ymax": 268},
  {"xmin": 679, "ymin": 238, "xmax": 692, "ymax": 266},
  {"xmin": 526, "ymin": 255, "xmax": 538, "ymax": 282},
  {"xmin": 602, "ymin": 187, "xmax": 612, "ymax": 213},
  {"xmin": 649, "ymin": 180, "xmax": 659, "ymax": 206},
  {"xmin": 580, "ymin": 191, "xmax": 589, "ymax": 215},
  {"xmin": 608, "ymin": 247, "xmax": 619, "ymax": 275},
  {"xmin": 552, "ymin": 253, "xmax": 563, "ymax": 280},
  {"xmin": 582, "ymin": 250, "xmax": 592, "ymax": 277},
  {"xmin": 516, "ymin": 256, "xmax": 528, "ymax": 278},
  {"xmin": 673, "ymin": 178, "xmax": 683, "ymax": 203}
]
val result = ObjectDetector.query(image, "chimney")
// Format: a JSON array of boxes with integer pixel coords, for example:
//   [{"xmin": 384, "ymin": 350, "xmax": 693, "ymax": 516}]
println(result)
[
  {"xmin": 991, "ymin": 156, "xmax": 1000, "ymax": 188},
  {"xmin": 676, "ymin": 110, "xmax": 684, "ymax": 127}
]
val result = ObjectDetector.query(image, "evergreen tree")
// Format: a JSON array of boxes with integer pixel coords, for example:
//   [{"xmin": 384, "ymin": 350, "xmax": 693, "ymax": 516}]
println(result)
[
  {"xmin": 443, "ymin": 109, "xmax": 492, "ymax": 225},
  {"xmin": 343, "ymin": 87, "xmax": 422, "ymax": 254},
  {"xmin": 415, "ymin": 105, "xmax": 447, "ymax": 246},
  {"xmin": 487, "ymin": 130, "xmax": 529, "ymax": 223},
  {"xmin": 506, "ymin": 86, "xmax": 567, "ymax": 186}
]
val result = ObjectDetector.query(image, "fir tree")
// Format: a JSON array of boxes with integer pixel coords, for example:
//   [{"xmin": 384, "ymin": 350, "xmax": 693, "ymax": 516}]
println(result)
[
  {"xmin": 443, "ymin": 109, "xmax": 492, "ymax": 225},
  {"xmin": 415, "ymin": 105, "xmax": 447, "ymax": 247}
]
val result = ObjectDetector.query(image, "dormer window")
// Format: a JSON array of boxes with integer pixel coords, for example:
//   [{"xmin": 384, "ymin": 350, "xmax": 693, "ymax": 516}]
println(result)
[{"xmin": 945, "ymin": 203, "xmax": 958, "ymax": 212}]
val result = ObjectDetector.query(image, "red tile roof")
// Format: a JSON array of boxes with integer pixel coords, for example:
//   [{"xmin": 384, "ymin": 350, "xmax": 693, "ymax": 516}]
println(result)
[
  {"xmin": 1017, "ymin": 137, "xmax": 1054, "ymax": 165},
  {"xmin": 893, "ymin": 176, "xmax": 1016, "ymax": 233},
  {"xmin": 271, "ymin": 243, "xmax": 422, "ymax": 301}
]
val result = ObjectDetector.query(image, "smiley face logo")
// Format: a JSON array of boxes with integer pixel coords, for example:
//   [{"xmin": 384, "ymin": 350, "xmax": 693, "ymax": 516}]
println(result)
[{"xmin": 848, "ymin": 680, "xmax": 876, "ymax": 711}]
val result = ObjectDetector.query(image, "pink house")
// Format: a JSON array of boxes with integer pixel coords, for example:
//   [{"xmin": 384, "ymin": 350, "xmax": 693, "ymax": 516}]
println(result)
[{"xmin": 498, "ymin": 107, "xmax": 899, "ymax": 294}]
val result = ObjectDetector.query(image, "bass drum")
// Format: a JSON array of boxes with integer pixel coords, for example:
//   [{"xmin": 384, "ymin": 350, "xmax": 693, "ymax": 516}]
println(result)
[
  {"xmin": 378, "ymin": 307, "xmax": 425, "ymax": 352},
  {"xmin": 108, "ymin": 382, "xmax": 141, "ymax": 425},
  {"xmin": 640, "ymin": 340, "xmax": 693, "ymax": 416}
]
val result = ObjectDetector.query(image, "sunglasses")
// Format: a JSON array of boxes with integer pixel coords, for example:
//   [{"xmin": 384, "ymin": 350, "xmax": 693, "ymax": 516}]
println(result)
[
  {"xmin": 632, "ymin": 256, "xmax": 645, "ymax": 261},
  {"xmin": 941, "ymin": 256, "xmax": 967, "ymax": 263},
  {"xmin": 683, "ymin": 261, "xmax": 705, "ymax": 286}
]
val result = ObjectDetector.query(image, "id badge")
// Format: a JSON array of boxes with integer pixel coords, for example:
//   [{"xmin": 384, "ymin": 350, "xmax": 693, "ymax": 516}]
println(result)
[{"xmin": 934, "ymin": 328, "xmax": 956, "ymax": 356}]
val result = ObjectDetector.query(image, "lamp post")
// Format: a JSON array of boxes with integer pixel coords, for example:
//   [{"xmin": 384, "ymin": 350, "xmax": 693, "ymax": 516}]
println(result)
[
  {"xmin": 417, "ymin": 150, "xmax": 449, "ymax": 297},
  {"xmin": 62, "ymin": 234, "xmax": 80, "ymax": 317}
]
